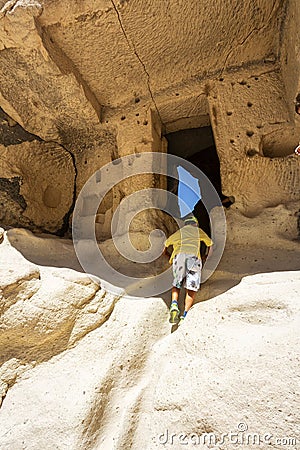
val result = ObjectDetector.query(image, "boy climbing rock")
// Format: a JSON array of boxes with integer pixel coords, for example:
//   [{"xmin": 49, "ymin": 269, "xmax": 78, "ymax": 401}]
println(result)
[{"xmin": 163, "ymin": 215, "xmax": 213, "ymax": 324}]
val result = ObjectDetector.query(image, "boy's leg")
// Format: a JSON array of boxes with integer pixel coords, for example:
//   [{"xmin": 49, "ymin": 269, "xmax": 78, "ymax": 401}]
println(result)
[
  {"xmin": 181, "ymin": 256, "xmax": 201, "ymax": 320},
  {"xmin": 169, "ymin": 287, "xmax": 180, "ymax": 323},
  {"xmin": 169, "ymin": 255, "xmax": 183, "ymax": 323},
  {"xmin": 184, "ymin": 289, "xmax": 196, "ymax": 313},
  {"xmin": 171, "ymin": 286, "xmax": 180, "ymax": 302},
  {"xmin": 178, "ymin": 290, "xmax": 196, "ymax": 324},
  {"xmin": 169, "ymin": 288, "xmax": 180, "ymax": 323}
]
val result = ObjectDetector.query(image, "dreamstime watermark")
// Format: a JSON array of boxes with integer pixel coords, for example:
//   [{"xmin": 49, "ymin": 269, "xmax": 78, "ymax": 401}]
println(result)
[
  {"xmin": 156, "ymin": 422, "xmax": 298, "ymax": 447},
  {"xmin": 72, "ymin": 152, "xmax": 226, "ymax": 297}
]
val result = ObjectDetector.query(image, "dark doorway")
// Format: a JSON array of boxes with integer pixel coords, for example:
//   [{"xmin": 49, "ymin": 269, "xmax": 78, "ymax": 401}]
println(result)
[{"xmin": 165, "ymin": 126, "xmax": 233, "ymax": 237}]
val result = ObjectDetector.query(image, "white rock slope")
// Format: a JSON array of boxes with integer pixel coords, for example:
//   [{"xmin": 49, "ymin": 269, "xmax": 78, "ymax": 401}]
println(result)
[{"xmin": 0, "ymin": 231, "xmax": 299, "ymax": 450}]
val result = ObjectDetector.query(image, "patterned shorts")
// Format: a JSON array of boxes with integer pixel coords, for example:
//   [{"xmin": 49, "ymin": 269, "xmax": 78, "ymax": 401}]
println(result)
[{"xmin": 172, "ymin": 253, "xmax": 202, "ymax": 291}]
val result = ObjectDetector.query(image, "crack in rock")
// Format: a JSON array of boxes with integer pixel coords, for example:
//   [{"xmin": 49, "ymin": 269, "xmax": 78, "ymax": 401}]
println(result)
[{"xmin": 110, "ymin": 0, "xmax": 163, "ymax": 125}]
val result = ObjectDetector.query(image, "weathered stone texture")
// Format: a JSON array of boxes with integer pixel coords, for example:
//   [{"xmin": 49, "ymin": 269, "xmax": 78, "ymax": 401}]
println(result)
[
  {"xmin": 0, "ymin": 230, "xmax": 299, "ymax": 449},
  {"xmin": 207, "ymin": 70, "xmax": 300, "ymax": 214},
  {"xmin": 0, "ymin": 2, "xmax": 299, "ymax": 448},
  {"xmin": 0, "ymin": 140, "xmax": 75, "ymax": 231},
  {"xmin": 0, "ymin": 0, "xmax": 299, "ymax": 233},
  {"xmin": 39, "ymin": 0, "xmax": 284, "ymax": 109}
]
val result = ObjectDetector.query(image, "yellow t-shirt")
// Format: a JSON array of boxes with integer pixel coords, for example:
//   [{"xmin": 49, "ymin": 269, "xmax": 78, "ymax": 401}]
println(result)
[{"xmin": 164, "ymin": 225, "xmax": 213, "ymax": 263}]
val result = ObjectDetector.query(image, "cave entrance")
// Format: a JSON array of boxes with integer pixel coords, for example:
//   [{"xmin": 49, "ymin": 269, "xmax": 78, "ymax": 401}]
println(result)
[{"xmin": 165, "ymin": 125, "xmax": 227, "ymax": 236}]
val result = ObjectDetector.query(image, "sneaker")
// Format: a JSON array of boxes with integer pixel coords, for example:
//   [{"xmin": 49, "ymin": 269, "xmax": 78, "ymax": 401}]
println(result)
[
  {"xmin": 178, "ymin": 316, "xmax": 185, "ymax": 326},
  {"xmin": 169, "ymin": 302, "xmax": 180, "ymax": 324}
]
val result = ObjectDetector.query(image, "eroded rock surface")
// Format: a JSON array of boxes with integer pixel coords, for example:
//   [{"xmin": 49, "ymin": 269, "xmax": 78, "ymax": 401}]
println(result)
[
  {"xmin": 0, "ymin": 231, "xmax": 119, "ymax": 411},
  {"xmin": 0, "ymin": 1, "xmax": 300, "ymax": 235},
  {"xmin": 0, "ymin": 140, "xmax": 75, "ymax": 232},
  {"xmin": 0, "ymin": 227, "xmax": 299, "ymax": 449}
]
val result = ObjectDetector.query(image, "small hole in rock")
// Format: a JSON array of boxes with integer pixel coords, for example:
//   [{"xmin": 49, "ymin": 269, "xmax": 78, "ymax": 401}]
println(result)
[
  {"xmin": 143, "ymin": 120, "xmax": 148, "ymax": 125},
  {"xmin": 247, "ymin": 101, "xmax": 253, "ymax": 107},
  {"xmin": 175, "ymin": 93, "xmax": 179, "ymax": 96},
  {"xmin": 226, "ymin": 111, "xmax": 233, "ymax": 116},
  {"xmin": 246, "ymin": 130, "xmax": 254, "ymax": 137},
  {"xmin": 121, "ymin": 115, "xmax": 126, "ymax": 120},
  {"xmin": 134, "ymin": 97, "xmax": 140, "ymax": 103},
  {"xmin": 247, "ymin": 149, "xmax": 257, "ymax": 157},
  {"xmin": 230, "ymin": 139, "xmax": 235, "ymax": 144}
]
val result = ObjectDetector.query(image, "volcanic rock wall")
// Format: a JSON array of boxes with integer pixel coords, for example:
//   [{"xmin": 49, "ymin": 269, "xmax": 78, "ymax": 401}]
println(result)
[{"xmin": 0, "ymin": 0, "xmax": 299, "ymax": 236}]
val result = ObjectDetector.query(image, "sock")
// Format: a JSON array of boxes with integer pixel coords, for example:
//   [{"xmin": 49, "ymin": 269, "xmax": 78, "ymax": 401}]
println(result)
[
  {"xmin": 171, "ymin": 300, "xmax": 178, "ymax": 311},
  {"xmin": 183, "ymin": 310, "xmax": 187, "ymax": 318}
]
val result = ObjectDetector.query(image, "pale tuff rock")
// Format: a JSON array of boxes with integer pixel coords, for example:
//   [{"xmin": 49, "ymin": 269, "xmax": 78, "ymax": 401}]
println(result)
[
  {"xmin": 0, "ymin": 1, "xmax": 299, "ymax": 445},
  {"xmin": 0, "ymin": 1, "xmax": 300, "ymax": 233},
  {"xmin": 0, "ymin": 232, "xmax": 40, "ymax": 312},
  {"xmin": 226, "ymin": 202, "xmax": 300, "ymax": 248},
  {"xmin": 0, "ymin": 0, "xmax": 100, "ymax": 139},
  {"xmin": 0, "ymin": 233, "xmax": 119, "ymax": 410},
  {"xmin": 0, "ymin": 140, "xmax": 75, "ymax": 232},
  {"xmin": 0, "ymin": 0, "xmax": 117, "ymax": 234},
  {"xmin": 0, "ymin": 228, "xmax": 299, "ymax": 449}
]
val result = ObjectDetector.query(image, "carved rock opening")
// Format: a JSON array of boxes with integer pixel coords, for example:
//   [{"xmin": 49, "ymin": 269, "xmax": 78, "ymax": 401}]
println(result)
[{"xmin": 165, "ymin": 125, "xmax": 234, "ymax": 235}]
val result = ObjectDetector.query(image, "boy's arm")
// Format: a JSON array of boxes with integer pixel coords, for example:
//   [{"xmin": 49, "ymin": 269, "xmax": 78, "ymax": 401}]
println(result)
[
  {"xmin": 163, "ymin": 228, "xmax": 180, "ymax": 258},
  {"xmin": 162, "ymin": 246, "xmax": 169, "ymax": 257},
  {"xmin": 206, "ymin": 245, "xmax": 213, "ymax": 259},
  {"xmin": 201, "ymin": 242, "xmax": 213, "ymax": 263}
]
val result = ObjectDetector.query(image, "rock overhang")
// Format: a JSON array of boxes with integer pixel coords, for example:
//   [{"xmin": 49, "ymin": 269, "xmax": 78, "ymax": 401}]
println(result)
[
  {"xmin": 0, "ymin": 0, "xmax": 299, "ymax": 235},
  {"xmin": 38, "ymin": 0, "xmax": 286, "ymax": 111}
]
